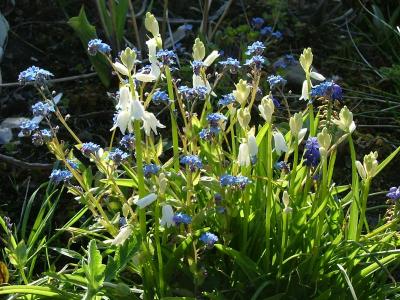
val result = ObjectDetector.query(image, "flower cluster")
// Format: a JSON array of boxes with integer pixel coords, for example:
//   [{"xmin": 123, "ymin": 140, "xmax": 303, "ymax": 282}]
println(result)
[
  {"xmin": 219, "ymin": 57, "xmax": 240, "ymax": 74},
  {"xmin": 273, "ymin": 54, "xmax": 297, "ymax": 69},
  {"xmin": 152, "ymin": 91, "xmax": 170, "ymax": 105},
  {"xmin": 178, "ymin": 85, "xmax": 208, "ymax": 101},
  {"xmin": 156, "ymin": 50, "xmax": 177, "ymax": 66},
  {"xmin": 304, "ymin": 137, "xmax": 320, "ymax": 167},
  {"xmin": 267, "ymin": 75, "xmax": 287, "ymax": 89},
  {"xmin": 218, "ymin": 93, "xmax": 236, "ymax": 106},
  {"xmin": 311, "ymin": 81, "xmax": 343, "ymax": 101},
  {"xmin": 199, "ymin": 232, "xmax": 219, "ymax": 247},
  {"xmin": 108, "ymin": 148, "xmax": 129, "ymax": 165},
  {"xmin": 180, "ymin": 155, "xmax": 203, "ymax": 172},
  {"xmin": 387, "ymin": 186, "xmax": 400, "ymax": 201},
  {"xmin": 49, "ymin": 169, "xmax": 72, "ymax": 184},
  {"xmin": 245, "ymin": 41, "xmax": 265, "ymax": 56},
  {"xmin": 173, "ymin": 212, "xmax": 192, "ymax": 225},
  {"xmin": 143, "ymin": 163, "xmax": 161, "ymax": 178},
  {"xmin": 32, "ymin": 102, "xmax": 55, "ymax": 117},
  {"xmin": 220, "ymin": 174, "xmax": 251, "ymax": 190},
  {"xmin": 19, "ymin": 120, "xmax": 39, "ymax": 136},
  {"xmin": 31, "ymin": 129, "xmax": 52, "ymax": 146},
  {"xmin": 81, "ymin": 142, "xmax": 101, "ymax": 157},
  {"xmin": 120, "ymin": 134, "xmax": 135, "ymax": 150},
  {"xmin": 18, "ymin": 66, "xmax": 54, "ymax": 85},
  {"xmin": 87, "ymin": 39, "xmax": 111, "ymax": 56}
]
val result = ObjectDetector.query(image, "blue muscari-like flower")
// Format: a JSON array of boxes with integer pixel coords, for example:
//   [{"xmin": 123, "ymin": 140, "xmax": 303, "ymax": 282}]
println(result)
[
  {"xmin": 206, "ymin": 113, "xmax": 227, "ymax": 127},
  {"xmin": 108, "ymin": 148, "xmax": 129, "ymax": 165},
  {"xmin": 199, "ymin": 127, "xmax": 220, "ymax": 140},
  {"xmin": 87, "ymin": 39, "xmax": 111, "ymax": 56},
  {"xmin": 120, "ymin": 134, "xmax": 135, "ymax": 150},
  {"xmin": 143, "ymin": 163, "xmax": 160, "ymax": 178},
  {"xmin": 245, "ymin": 55, "xmax": 265, "ymax": 69},
  {"xmin": 180, "ymin": 155, "xmax": 203, "ymax": 172},
  {"xmin": 275, "ymin": 161, "xmax": 289, "ymax": 172},
  {"xmin": 245, "ymin": 41, "xmax": 265, "ymax": 56},
  {"xmin": 67, "ymin": 159, "xmax": 79, "ymax": 170},
  {"xmin": 218, "ymin": 93, "xmax": 235, "ymax": 106},
  {"xmin": 173, "ymin": 212, "xmax": 192, "ymax": 225},
  {"xmin": 219, "ymin": 57, "xmax": 240, "ymax": 74},
  {"xmin": 49, "ymin": 169, "xmax": 72, "ymax": 184},
  {"xmin": 19, "ymin": 120, "xmax": 39, "ymax": 136},
  {"xmin": 81, "ymin": 142, "xmax": 101, "ymax": 157},
  {"xmin": 156, "ymin": 49, "xmax": 177, "ymax": 66},
  {"xmin": 18, "ymin": 66, "xmax": 54, "ymax": 85},
  {"xmin": 251, "ymin": 17, "xmax": 265, "ymax": 29},
  {"xmin": 191, "ymin": 60, "xmax": 204, "ymax": 75},
  {"xmin": 220, "ymin": 174, "xmax": 251, "ymax": 190},
  {"xmin": 311, "ymin": 81, "xmax": 343, "ymax": 101},
  {"xmin": 152, "ymin": 91, "xmax": 170, "ymax": 105},
  {"xmin": 199, "ymin": 232, "xmax": 219, "ymax": 247},
  {"xmin": 260, "ymin": 26, "xmax": 273, "ymax": 36},
  {"xmin": 304, "ymin": 137, "xmax": 320, "ymax": 167},
  {"xmin": 31, "ymin": 102, "xmax": 55, "ymax": 117},
  {"xmin": 267, "ymin": 75, "xmax": 287, "ymax": 89},
  {"xmin": 387, "ymin": 187, "xmax": 400, "ymax": 200}
]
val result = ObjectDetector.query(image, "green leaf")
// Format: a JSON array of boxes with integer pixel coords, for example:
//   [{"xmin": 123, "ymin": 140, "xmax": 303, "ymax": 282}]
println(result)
[
  {"xmin": 50, "ymin": 247, "xmax": 83, "ymax": 260},
  {"xmin": 68, "ymin": 6, "xmax": 111, "ymax": 87},
  {"xmin": 83, "ymin": 240, "xmax": 106, "ymax": 292},
  {"xmin": 376, "ymin": 145, "xmax": 400, "ymax": 176},
  {"xmin": 0, "ymin": 285, "xmax": 78, "ymax": 298},
  {"xmin": 115, "ymin": 0, "xmax": 129, "ymax": 45},
  {"xmin": 214, "ymin": 244, "xmax": 260, "ymax": 280}
]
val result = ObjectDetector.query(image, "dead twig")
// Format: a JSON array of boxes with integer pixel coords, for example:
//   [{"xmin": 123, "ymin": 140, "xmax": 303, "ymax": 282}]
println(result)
[{"xmin": 0, "ymin": 153, "xmax": 53, "ymax": 170}]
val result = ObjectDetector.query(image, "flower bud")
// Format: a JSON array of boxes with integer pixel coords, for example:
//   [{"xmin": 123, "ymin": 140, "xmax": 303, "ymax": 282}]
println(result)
[
  {"xmin": 238, "ymin": 142, "xmax": 250, "ymax": 167},
  {"xmin": 364, "ymin": 151, "xmax": 378, "ymax": 179},
  {"xmin": 203, "ymin": 50, "xmax": 220, "ymax": 67},
  {"xmin": 158, "ymin": 173, "xmax": 168, "ymax": 194},
  {"xmin": 237, "ymin": 107, "xmax": 251, "ymax": 129},
  {"xmin": 192, "ymin": 38, "xmax": 205, "ymax": 61},
  {"xmin": 282, "ymin": 191, "xmax": 292, "ymax": 214},
  {"xmin": 299, "ymin": 47, "xmax": 313, "ymax": 73},
  {"xmin": 145, "ymin": 12, "xmax": 159, "ymax": 37},
  {"xmin": 355, "ymin": 160, "xmax": 367, "ymax": 180},
  {"xmin": 289, "ymin": 112, "xmax": 303, "ymax": 138},
  {"xmin": 319, "ymin": 147, "xmax": 327, "ymax": 159},
  {"xmin": 258, "ymin": 95, "xmax": 275, "ymax": 123},
  {"xmin": 233, "ymin": 79, "xmax": 251, "ymax": 106},
  {"xmin": 247, "ymin": 133, "xmax": 258, "ymax": 157},
  {"xmin": 273, "ymin": 130, "xmax": 288, "ymax": 155},
  {"xmin": 113, "ymin": 62, "xmax": 129, "ymax": 76},
  {"xmin": 122, "ymin": 203, "xmax": 130, "ymax": 218},
  {"xmin": 333, "ymin": 106, "xmax": 356, "ymax": 133},
  {"xmin": 120, "ymin": 47, "xmax": 136, "ymax": 71},
  {"xmin": 317, "ymin": 128, "xmax": 331, "ymax": 150}
]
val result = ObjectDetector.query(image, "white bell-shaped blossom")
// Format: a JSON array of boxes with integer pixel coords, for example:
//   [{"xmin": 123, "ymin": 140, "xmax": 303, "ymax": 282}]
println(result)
[
  {"xmin": 238, "ymin": 142, "xmax": 251, "ymax": 167},
  {"xmin": 160, "ymin": 205, "xmax": 175, "ymax": 228},
  {"xmin": 143, "ymin": 111, "xmax": 165, "ymax": 136},
  {"xmin": 112, "ymin": 225, "xmax": 133, "ymax": 245},
  {"xmin": 135, "ymin": 193, "xmax": 157, "ymax": 208},
  {"xmin": 273, "ymin": 130, "xmax": 288, "ymax": 155}
]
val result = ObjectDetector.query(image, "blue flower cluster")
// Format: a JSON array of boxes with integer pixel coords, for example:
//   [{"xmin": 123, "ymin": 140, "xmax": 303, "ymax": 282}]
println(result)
[
  {"xmin": 218, "ymin": 93, "xmax": 235, "ymax": 106},
  {"xmin": 32, "ymin": 102, "xmax": 55, "ymax": 117},
  {"xmin": 81, "ymin": 142, "xmax": 101, "ymax": 157},
  {"xmin": 191, "ymin": 60, "xmax": 204, "ymax": 75},
  {"xmin": 245, "ymin": 55, "xmax": 265, "ymax": 70},
  {"xmin": 143, "ymin": 163, "xmax": 161, "ymax": 178},
  {"xmin": 19, "ymin": 120, "xmax": 39, "ymax": 136},
  {"xmin": 67, "ymin": 159, "xmax": 79, "ymax": 170},
  {"xmin": 31, "ymin": 129, "xmax": 52, "ymax": 146},
  {"xmin": 311, "ymin": 81, "xmax": 343, "ymax": 101},
  {"xmin": 220, "ymin": 174, "xmax": 251, "ymax": 190},
  {"xmin": 18, "ymin": 66, "xmax": 54, "ymax": 85},
  {"xmin": 259, "ymin": 26, "xmax": 282, "ymax": 39},
  {"xmin": 275, "ymin": 161, "xmax": 289, "ymax": 172},
  {"xmin": 199, "ymin": 232, "xmax": 219, "ymax": 247},
  {"xmin": 180, "ymin": 155, "xmax": 203, "ymax": 172},
  {"xmin": 387, "ymin": 186, "xmax": 400, "ymax": 201},
  {"xmin": 273, "ymin": 54, "xmax": 297, "ymax": 69},
  {"xmin": 199, "ymin": 127, "xmax": 220, "ymax": 141},
  {"xmin": 206, "ymin": 113, "xmax": 227, "ymax": 127},
  {"xmin": 108, "ymin": 148, "xmax": 129, "ymax": 165},
  {"xmin": 87, "ymin": 39, "xmax": 111, "ymax": 56},
  {"xmin": 50, "ymin": 169, "xmax": 72, "ymax": 184},
  {"xmin": 156, "ymin": 50, "xmax": 177, "ymax": 66},
  {"xmin": 246, "ymin": 41, "xmax": 265, "ymax": 56},
  {"xmin": 152, "ymin": 91, "xmax": 170, "ymax": 105},
  {"xmin": 173, "ymin": 212, "xmax": 192, "ymax": 225},
  {"xmin": 251, "ymin": 17, "xmax": 265, "ymax": 29},
  {"xmin": 304, "ymin": 137, "xmax": 320, "ymax": 167},
  {"xmin": 219, "ymin": 57, "xmax": 240, "ymax": 74},
  {"xmin": 267, "ymin": 75, "xmax": 287, "ymax": 89},
  {"xmin": 120, "ymin": 134, "xmax": 135, "ymax": 150},
  {"xmin": 178, "ymin": 86, "xmax": 208, "ymax": 101}
]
